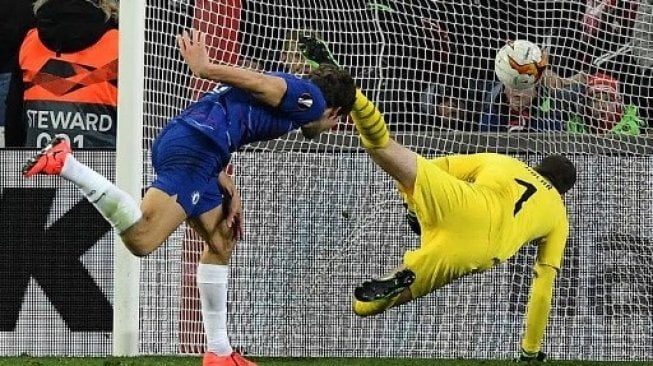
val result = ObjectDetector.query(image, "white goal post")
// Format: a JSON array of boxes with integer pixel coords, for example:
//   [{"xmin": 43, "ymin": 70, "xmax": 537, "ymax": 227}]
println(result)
[{"xmin": 114, "ymin": 0, "xmax": 145, "ymax": 357}]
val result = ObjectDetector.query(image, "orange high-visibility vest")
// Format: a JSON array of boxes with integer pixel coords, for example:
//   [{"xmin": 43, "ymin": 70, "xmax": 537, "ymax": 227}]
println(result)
[{"xmin": 20, "ymin": 28, "xmax": 118, "ymax": 148}]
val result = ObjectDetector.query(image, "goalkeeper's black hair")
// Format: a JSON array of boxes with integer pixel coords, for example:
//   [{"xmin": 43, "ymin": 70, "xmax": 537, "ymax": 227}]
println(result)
[
  {"xmin": 308, "ymin": 64, "xmax": 356, "ymax": 117},
  {"xmin": 534, "ymin": 155, "xmax": 577, "ymax": 195}
]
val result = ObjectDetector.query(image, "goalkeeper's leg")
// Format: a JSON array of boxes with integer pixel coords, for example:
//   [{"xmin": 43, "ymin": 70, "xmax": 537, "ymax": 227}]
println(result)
[
  {"xmin": 353, "ymin": 243, "xmax": 467, "ymax": 317},
  {"xmin": 350, "ymin": 90, "xmax": 419, "ymax": 191}
]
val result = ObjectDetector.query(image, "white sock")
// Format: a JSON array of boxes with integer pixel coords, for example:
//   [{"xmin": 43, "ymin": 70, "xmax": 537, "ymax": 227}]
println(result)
[
  {"xmin": 61, "ymin": 155, "xmax": 142, "ymax": 233},
  {"xmin": 197, "ymin": 263, "xmax": 232, "ymax": 356}
]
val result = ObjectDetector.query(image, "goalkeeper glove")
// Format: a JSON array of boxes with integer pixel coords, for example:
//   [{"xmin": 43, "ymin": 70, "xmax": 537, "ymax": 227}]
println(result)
[
  {"xmin": 519, "ymin": 348, "xmax": 546, "ymax": 363},
  {"xmin": 298, "ymin": 35, "xmax": 340, "ymax": 69},
  {"xmin": 402, "ymin": 203, "xmax": 421, "ymax": 235}
]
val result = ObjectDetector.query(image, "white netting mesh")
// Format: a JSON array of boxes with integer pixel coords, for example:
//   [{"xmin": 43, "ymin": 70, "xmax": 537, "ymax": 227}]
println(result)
[{"xmin": 139, "ymin": 0, "xmax": 653, "ymax": 361}]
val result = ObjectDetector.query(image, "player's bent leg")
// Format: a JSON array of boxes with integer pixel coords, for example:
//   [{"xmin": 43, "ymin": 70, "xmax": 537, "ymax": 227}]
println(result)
[
  {"xmin": 350, "ymin": 89, "xmax": 390, "ymax": 149},
  {"xmin": 187, "ymin": 204, "xmax": 236, "ymax": 265},
  {"xmin": 119, "ymin": 187, "xmax": 187, "ymax": 257},
  {"xmin": 22, "ymin": 135, "xmax": 154, "ymax": 254},
  {"xmin": 367, "ymin": 140, "xmax": 419, "ymax": 192},
  {"xmin": 349, "ymin": 91, "xmax": 418, "ymax": 190},
  {"xmin": 188, "ymin": 205, "xmax": 256, "ymax": 365},
  {"xmin": 353, "ymin": 287, "xmax": 413, "ymax": 317},
  {"xmin": 353, "ymin": 241, "xmax": 456, "ymax": 317}
]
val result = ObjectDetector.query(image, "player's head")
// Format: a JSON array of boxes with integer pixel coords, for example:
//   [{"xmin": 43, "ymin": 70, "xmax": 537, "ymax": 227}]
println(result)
[
  {"xmin": 34, "ymin": 0, "xmax": 119, "ymax": 53},
  {"xmin": 300, "ymin": 64, "xmax": 356, "ymax": 139},
  {"xmin": 534, "ymin": 155, "xmax": 577, "ymax": 195}
]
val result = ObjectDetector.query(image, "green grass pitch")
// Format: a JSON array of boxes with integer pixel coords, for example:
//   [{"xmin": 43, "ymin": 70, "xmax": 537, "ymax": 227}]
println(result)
[{"xmin": 0, "ymin": 358, "xmax": 651, "ymax": 366}]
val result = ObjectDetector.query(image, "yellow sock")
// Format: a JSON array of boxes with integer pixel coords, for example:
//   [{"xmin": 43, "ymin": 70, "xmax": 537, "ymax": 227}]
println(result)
[{"xmin": 350, "ymin": 89, "xmax": 390, "ymax": 149}]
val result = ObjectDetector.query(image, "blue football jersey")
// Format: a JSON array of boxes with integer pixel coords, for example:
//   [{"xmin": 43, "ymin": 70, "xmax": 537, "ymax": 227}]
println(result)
[{"xmin": 175, "ymin": 72, "xmax": 326, "ymax": 157}]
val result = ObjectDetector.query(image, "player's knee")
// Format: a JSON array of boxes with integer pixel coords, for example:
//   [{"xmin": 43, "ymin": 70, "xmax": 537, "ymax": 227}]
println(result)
[
  {"xmin": 122, "ymin": 238, "xmax": 157, "ymax": 257},
  {"xmin": 120, "ymin": 230, "xmax": 161, "ymax": 257}
]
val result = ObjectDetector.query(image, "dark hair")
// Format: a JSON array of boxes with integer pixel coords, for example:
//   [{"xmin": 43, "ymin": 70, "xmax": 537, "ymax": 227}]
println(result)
[
  {"xmin": 308, "ymin": 64, "xmax": 356, "ymax": 117},
  {"xmin": 534, "ymin": 155, "xmax": 577, "ymax": 194}
]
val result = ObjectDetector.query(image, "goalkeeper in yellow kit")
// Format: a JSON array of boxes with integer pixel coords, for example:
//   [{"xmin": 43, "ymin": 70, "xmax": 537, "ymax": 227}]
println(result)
[
  {"xmin": 354, "ymin": 97, "xmax": 574, "ymax": 362},
  {"xmin": 300, "ymin": 38, "xmax": 577, "ymax": 363}
]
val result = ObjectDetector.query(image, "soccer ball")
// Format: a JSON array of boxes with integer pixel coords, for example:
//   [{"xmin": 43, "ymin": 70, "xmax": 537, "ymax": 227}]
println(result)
[{"xmin": 494, "ymin": 40, "xmax": 548, "ymax": 90}]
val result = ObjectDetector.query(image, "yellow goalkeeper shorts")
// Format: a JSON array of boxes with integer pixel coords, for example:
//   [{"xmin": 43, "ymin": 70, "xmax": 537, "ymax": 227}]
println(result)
[{"xmin": 399, "ymin": 156, "xmax": 497, "ymax": 298}]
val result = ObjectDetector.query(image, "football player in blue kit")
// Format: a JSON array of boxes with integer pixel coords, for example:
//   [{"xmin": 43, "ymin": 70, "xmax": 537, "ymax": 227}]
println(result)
[{"xmin": 22, "ymin": 29, "xmax": 356, "ymax": 366}]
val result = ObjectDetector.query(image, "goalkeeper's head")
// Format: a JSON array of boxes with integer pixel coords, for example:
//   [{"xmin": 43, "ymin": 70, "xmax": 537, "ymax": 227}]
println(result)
[
  {"xmin": 534, "ymin": 155, "xmax": 577, "ymax": 195},
  {"xmin": 300, "ymin": 64, "xmax": 356, "ymax": 139}
]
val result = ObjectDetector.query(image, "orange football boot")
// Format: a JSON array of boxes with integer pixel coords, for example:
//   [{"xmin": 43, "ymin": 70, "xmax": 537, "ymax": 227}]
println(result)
[
  {"xmin": 203, "ymin": 351, "xmax": 258, "ymax": 366},
  {"xmin": 22, "ymin": 135, "xmax": 71, "ymax": 178}
]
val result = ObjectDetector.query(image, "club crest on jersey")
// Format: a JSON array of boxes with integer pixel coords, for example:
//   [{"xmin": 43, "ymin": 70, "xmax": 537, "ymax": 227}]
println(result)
[
  {"xmin": 191, "ymin": 191, "xmax": 200, "ymax": 205},
  {"xmin": 297, "ymin": 93, "xmax": 314, "ymax": 110},
  {"xmin": 211, "ymin": 85, "xmax": 231, "ymax": 95}
]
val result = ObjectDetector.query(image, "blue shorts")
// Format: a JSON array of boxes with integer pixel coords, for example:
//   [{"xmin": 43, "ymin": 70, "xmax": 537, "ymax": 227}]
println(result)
[{"xmin": 151, "ymin": 120, "xmax": 227, "ymax": 217}]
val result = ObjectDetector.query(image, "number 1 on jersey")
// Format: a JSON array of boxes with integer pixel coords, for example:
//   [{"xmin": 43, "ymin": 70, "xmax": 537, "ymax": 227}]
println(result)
[{"xmin": 514, "ymin": 178, "xmax": 537, "ymax": 216}]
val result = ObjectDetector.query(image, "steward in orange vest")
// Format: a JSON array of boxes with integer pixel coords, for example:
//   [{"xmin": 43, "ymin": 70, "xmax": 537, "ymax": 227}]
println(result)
[{"xmin": 20, "ymin": 0, "xmax": 118, "ymax": 148}]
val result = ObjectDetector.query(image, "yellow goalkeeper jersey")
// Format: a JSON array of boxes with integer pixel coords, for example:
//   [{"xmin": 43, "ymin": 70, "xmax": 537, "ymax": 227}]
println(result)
[
  {"xmin": 401, "ymin": 152, "xmax": 569, "ymax": 273},
  {"xmin": 394, "ymin": 153, "xmax": 569, "ymax": 354}
]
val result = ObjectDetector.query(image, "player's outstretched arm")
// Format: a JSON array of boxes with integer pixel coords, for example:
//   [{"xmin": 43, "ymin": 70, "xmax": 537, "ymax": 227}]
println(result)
[
  {"xmin": 177, "ymin": 29, "xmax": 287, "ymax": 107},
  {"xmin": 521, "ymin": 262, "xmax": 557, "ymax": 361}
]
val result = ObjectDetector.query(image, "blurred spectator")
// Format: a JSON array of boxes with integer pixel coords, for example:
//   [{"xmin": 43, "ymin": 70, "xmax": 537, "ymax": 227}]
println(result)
[
  {"xmin": 13, "ymin": 0, "xmax": 119, "ymax": 148},
  {"xmin": 631, "ymin": 0, "xmax": 652, "ymax": 70},
  {"xmin": 420, "ymin": 82, "xmax": 478, "ymax": 131},
  {"xmin": 279, "ymin": 29, "xmax": 318, "ymax": 76},
  {"xmin": 541, "ymin": 68, "xmax": 589, "ymax": 90},
  {"xmin": 0, "ymin": 0, "xmax": 36, "ymax": 147},
  {"xmin": 578, "ymin": 0, "xmax": 652, "ymax": 129},
  {"xmin": 630, "ymin": 0, "xmax": 652, "ymax": 131},
  {"xmin": 478, "ymin": 81, "xmax": 563, "ymax": 132},
  {"xmin": 564, "ymin": 72, "xmax": 644, "ymax": 134}
]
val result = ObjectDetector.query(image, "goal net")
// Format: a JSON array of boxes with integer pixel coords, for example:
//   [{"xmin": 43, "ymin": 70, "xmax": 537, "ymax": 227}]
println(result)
[{"xmin": 138, "ymin": 0, "xmax": 653, "ymax": 361}]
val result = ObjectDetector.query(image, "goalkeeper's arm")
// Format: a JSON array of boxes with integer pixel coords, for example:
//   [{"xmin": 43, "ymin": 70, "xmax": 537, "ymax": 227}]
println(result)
[
  {"xmin": 521, "ymin": 262, "xmax": 557, "ymax": 360},
  {"xmin": 298, "ymin": 36, "xmax": 391, "ymax": 150}
]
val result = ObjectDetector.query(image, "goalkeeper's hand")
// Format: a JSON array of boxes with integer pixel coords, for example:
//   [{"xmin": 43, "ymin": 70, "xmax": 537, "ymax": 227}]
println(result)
[
  {"xmin": 518, "ymin": 348, "xmax": 546, "ymax": 363},
  {"xmin": 298, "ymin": 35, "xmax": 340, "ymax": 69},
  {"xmin": 402, "ymin": 203, "xmax": 421, "ymax": 235}
]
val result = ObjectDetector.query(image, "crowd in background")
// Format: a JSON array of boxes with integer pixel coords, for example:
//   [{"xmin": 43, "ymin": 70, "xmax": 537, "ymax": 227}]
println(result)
[
  {"xmin": 0, "ymin": 0, "xmax": 651, "ymax": 149},
  {"xmin": 263, "ymin": 0, "xmax": 652, "ymax": 135}
]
